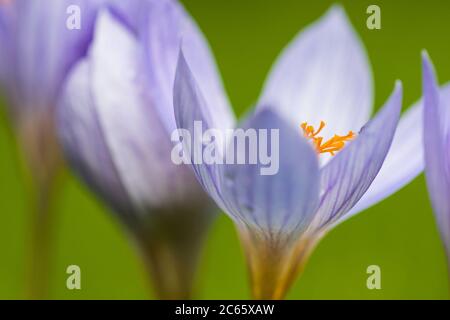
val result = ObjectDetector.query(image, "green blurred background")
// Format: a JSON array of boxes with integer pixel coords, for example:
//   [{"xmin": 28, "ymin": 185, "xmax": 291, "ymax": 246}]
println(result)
[{"xmin": 1, "ymin": 0, "xmax": 450, "ymax": 299}]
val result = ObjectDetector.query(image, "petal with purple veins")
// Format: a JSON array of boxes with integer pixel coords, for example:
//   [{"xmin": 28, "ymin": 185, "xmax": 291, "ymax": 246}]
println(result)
[
  {"xmin": 258, "ymin": 5, "xmax": 373, "ymax": 140},
  {"xmin": 423, "ymin": 53, "xmax": 450, "ymax": 255},
  {"xmin": 312, "ymin": 82, "xmax": 402, "ymax": 230},
  {"xmin": 223, "ymin": 109, "xmax": 320, "ymax": 236},
  {"xmin": 174, "ymin": 50, "xmax": 320, "ymax": 236},
  {"xmin": 344, "ymin": 95, "xmax": 427, "ymax": 219},
  {"xmin": 174, "ymin": 50, "xmax": 232, "ymax": 214}
]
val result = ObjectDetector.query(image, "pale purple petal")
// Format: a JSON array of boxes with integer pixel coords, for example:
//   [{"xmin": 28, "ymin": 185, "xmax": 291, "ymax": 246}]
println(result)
[
  {"xmin": 57, "ymin": 60, "xmax": 135, "ymax": 222},
  {"xmin": 174, "ymin": 50, "xmax": 231, "ymax": 214},
  {"xmin": 423, "ymin": 53, "xmax": 450, "ymax": 255},
  {"xmin": 104, "ymin": 0, "xmax": 146, "ymax": 33},
  {"xmin": 223, "ymin": 110, "xmax": 320, "ymax": 235},
  {"xmin": 0, "ymin": 0, "xmax": 106, "ymax": 115},
  {"xmin": 311, "ymin": 82, "xmax": 402, "ymax": 230},
  {"xmin": 140, "ymin": 0, "xmax": 234, "ymax": 134},
  {"xmin": 174, "ymin": 51, "xmax": 320, "ymax": 235},
  {"xmin": 258, "ymin": 5, "xmax": 372, "ymax": 141},
  {"xmin": 69, "ymin": 10, "xmax": 204, "ymax": 214},
  {"xmin": 345, "ymin": 98, "xmax": 426, "ymax": 219},
  {"xmin": 0, "ymin": 3, "xmax": 14, "ymax": 88}
]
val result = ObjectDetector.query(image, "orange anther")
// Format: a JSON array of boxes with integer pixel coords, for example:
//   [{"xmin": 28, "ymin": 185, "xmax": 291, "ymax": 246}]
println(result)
[{"xmin": 301, "ymin": 121, "xmax": 355, "ymax": 156}]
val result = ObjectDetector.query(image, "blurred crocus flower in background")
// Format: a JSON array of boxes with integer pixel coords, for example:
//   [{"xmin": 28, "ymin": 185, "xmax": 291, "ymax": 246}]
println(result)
[
  {"xmin": 174, "ymin": 6, "xmax": 425, "ymax": 299},
  {"xmin": 57, "ymin": 0, "xmax": 224, "ymax": 299},
  {"xmin": 422, "ymin": 52, "xmax": 450, "ymax": 278},
  {"xmin": 0, "ymin": 0, "xmax": 105, "ymax": 298}
]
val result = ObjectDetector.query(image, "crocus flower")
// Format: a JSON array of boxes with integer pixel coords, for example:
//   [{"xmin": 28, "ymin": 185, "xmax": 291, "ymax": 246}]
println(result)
[
  {"xmin": 0, "ymin": 0, "xmax": 105, "ymax": 298},
  {"xmin": 174, "ymin": 6, "xmax": 424, "ymax": 299},
  {"xmin": 57, "ymin": 0, "xmax": 224, "ymax": 299},
  {"xmin": 0, "ymin": 0, "xmax": 105, "ymax": 185},
  {"xmin": 422, "ymin": 52, "xmax": 450, "ymax": 276}
]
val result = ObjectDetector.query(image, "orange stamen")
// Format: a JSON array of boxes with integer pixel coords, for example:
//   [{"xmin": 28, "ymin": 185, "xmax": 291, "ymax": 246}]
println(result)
[{"xmin": 301, "ymin": 121, "xmax": 355, "ymax": 156}]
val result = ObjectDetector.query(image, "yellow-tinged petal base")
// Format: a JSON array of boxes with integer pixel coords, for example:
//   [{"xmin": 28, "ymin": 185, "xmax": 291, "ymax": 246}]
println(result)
[{"xmin": 238, "ymin": 226, "xmax": 320, "ymax": 300}]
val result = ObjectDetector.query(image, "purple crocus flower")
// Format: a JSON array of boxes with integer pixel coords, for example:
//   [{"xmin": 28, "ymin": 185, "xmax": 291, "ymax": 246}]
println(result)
[
  {"xmin": 57, "ymin": 0, "xmax": 224, "ymax": 299},
  {"xmin": 0, "ymin": 0, "xmax": 105, "ymax": 298},
  {"xmin": 0, "ymin": 0, "xmax": 105, "ymax": 186},
  {"xmin": 422, "ymin": 52, "xmax": 450, "ymax": 275},
  {"xmin": 174, "ymin": 6, "xmax": 424, "ymax": 299}
]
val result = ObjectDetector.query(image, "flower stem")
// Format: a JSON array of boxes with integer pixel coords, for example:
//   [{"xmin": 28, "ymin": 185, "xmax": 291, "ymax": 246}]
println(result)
[
  {"xmin": 139, "ymin": 236, "xmax": 197, "ymax": 299},
  {"xmin": 18, "ymin": 111, "xmax": 62, "ymax": 300},
  {"xmin": 239, "ymin": 227, "xmax": 319, "ymax": 300},
  {"xmin": 27, "ymin": 183, "xmax": 55, "ymax": 299},
  {"xmin": 135, "ymin": 208, "xmax": 213, "ymax": 300}
]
